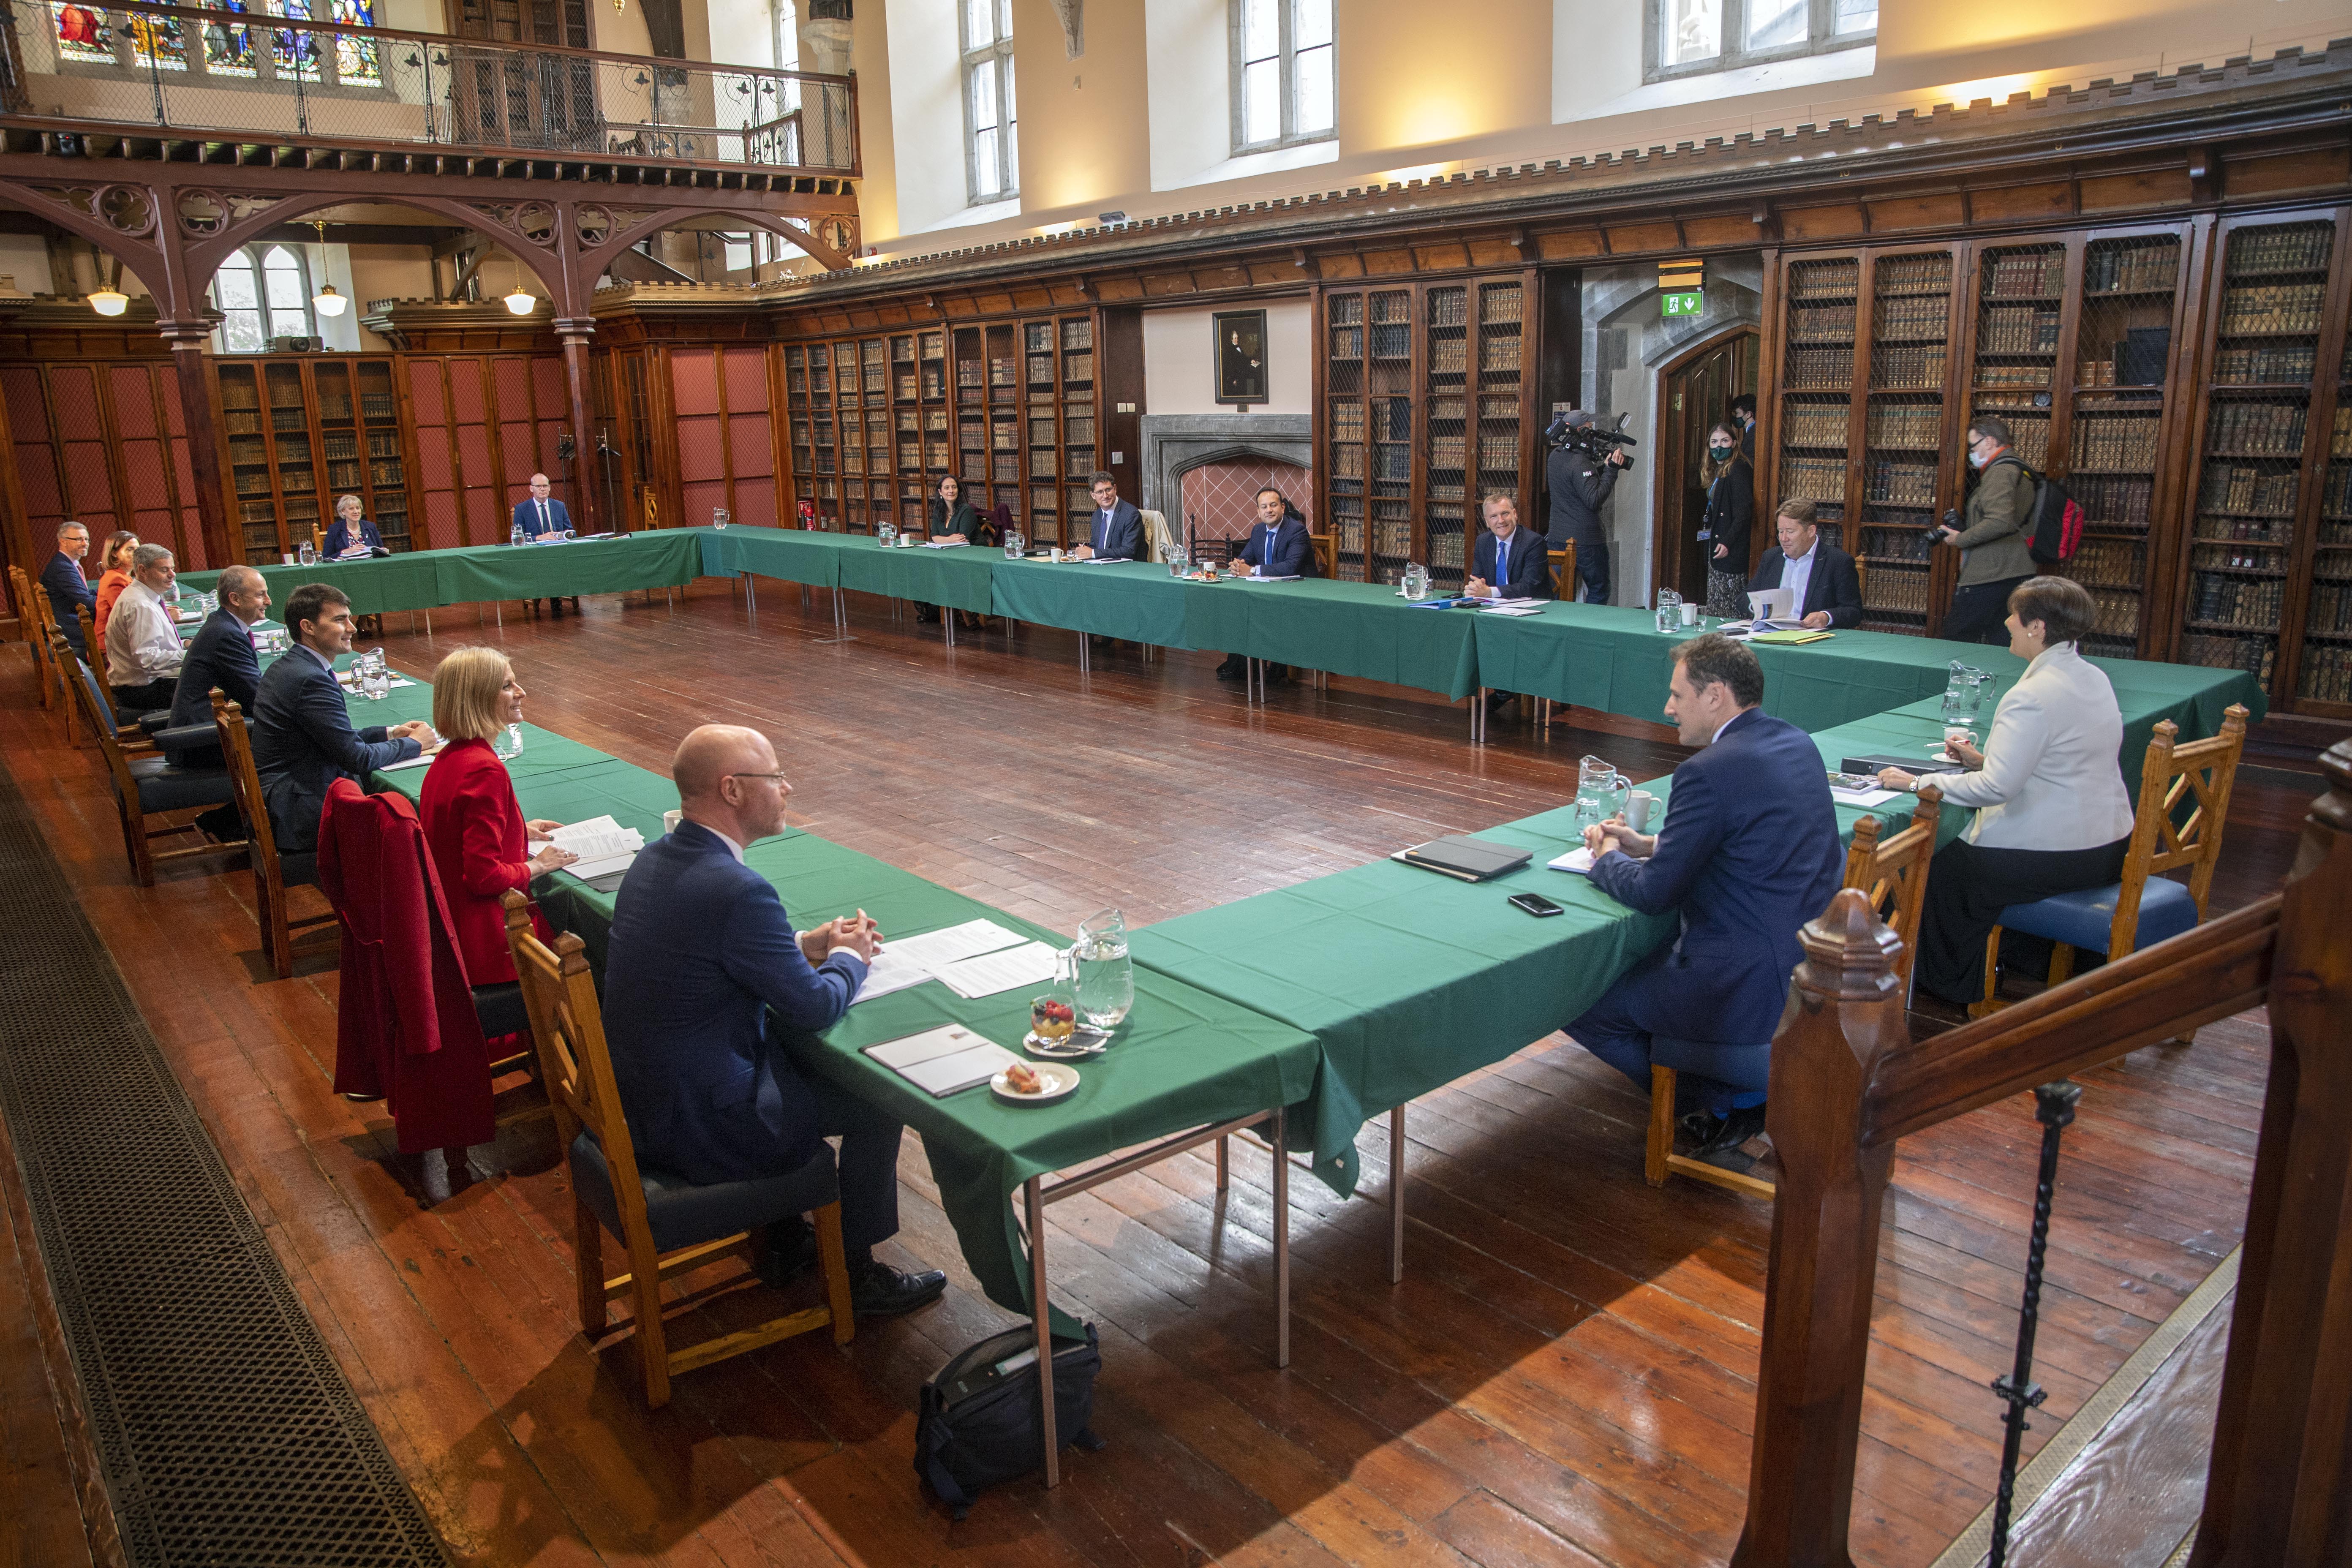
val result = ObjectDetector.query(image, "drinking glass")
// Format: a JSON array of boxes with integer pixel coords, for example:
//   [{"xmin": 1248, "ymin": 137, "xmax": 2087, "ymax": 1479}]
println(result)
[
  {"xmin": 711, "ymin": 508, "xmax": 730, "ymax": 531},
  {"xmin": 878, "ymin": 520, "xmax": 897, "ymax": 549},
  {"xmin": 493, "ymin": 722, "xmax": 524, "ymax": 761},
  {"xmin": 297, "ymin": 540, "xmax": 316, "ymax": 566},
  {"xmin": 1655, "ymin": 588, "xmax": 1682, "ymax": 634},
  {"xmin": 1404, "ymin": 564, "xmax": 1430, "ymax": 601},
  {"xmin": 1072, "ymin": 907, "xmax": 1133, "ymax": 1030},
  {"xmin": 1167, "ymin": 549, "xmax": 1190, "ymax": 578},
  {"xmin": 1003, "ymin": 530, "xmax": 1025, "ymax": 559}
]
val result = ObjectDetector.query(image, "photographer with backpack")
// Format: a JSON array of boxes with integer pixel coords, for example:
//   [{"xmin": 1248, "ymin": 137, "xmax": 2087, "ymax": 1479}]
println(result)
[{"xmin": 1935, "ymin": 416, "xmax": 2038, "ymax": 645}]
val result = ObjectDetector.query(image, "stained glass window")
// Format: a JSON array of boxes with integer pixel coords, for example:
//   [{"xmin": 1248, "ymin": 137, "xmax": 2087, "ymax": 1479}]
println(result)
[
  {"xmin": 53, "ymin": 3, "xmax": 116, "ymax": 63},
  {"xmin": 202, "ymin": 0, "xmax": 258, "ymax": 76},
  {"xmin": 329, "ymin": 0, "xmax": 378, "ymax": 85},
  {"xmin": 129, "ymin": 9, "xmax": 190, "ymax": 69}
]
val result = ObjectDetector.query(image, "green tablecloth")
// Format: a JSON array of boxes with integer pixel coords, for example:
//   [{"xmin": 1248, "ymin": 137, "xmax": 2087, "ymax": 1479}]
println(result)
[
  {"xmin": 353, "ymin": 668, "xmax": 1318, "ymax": 1329},
  {"xmin": 834, "ymin": 542, "xmax": 998, "ymax": 615},
  {"xmin": 988, "ymin": 558, "xmax": 1197, "ymax": 647},
  {"xmin": 703, "ymin": 525, "xmax": 857, "ymax": 590},
  {"xmin": 181, "ymin": 531, "xmax": 712, "ymax": 616},
  {"xmin": 1180, "ymin": 576, "xmax": 1485, "ymax": 701}
]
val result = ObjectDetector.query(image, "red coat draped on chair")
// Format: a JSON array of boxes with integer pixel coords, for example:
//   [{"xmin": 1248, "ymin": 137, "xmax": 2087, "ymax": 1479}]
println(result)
[{"xmin": 318, "ymin": 779, "xmax": 495, "ymax": 1154}]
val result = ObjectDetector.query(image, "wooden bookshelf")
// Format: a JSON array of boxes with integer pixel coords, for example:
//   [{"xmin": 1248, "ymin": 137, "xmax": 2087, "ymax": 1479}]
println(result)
[
  {"xmin": 212, "ymin": 354, "xmax": 410, "ymax": 565},
  {"xmin": 1318, "ymin": 271, "xmax": 1537, "ymax": 586},
  {"xmin": 782, "ymin": 310, "xmax": 1130, "ymax": 547},
  {"xmin": 2178, "ymin": 207, "xmax": 2352, "ymax": 716}
]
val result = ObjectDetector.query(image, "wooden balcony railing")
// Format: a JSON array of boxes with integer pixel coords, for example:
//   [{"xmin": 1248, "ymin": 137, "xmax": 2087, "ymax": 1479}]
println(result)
[
  {"xmin": 1733, "ymin": 740, "xmax": 2352, "ymax": 1566},
  {"xmin": 0, "ymin": 0, "xmax": 856, "ymax": 173}
]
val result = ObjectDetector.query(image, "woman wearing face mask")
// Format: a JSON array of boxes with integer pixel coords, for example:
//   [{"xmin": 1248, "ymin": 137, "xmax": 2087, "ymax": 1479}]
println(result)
[
  {"xmin": 1936, "ymin": 416, "xmax": 2039, "ymax": 645},
  {"xmin": 1698, "ymin": 422, "xmax": 1753, "ymax": 619}
]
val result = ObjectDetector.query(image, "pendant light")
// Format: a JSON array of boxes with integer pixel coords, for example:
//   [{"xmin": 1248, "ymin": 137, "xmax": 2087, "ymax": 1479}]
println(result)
[
  {"xmin": 504, "ymin": 256, "xmax": 537, "ymax": 315},
  {"xmin": 310, "ymin": 219, "xmax": 347, "ymax": 317},
  {"xmin": 87, "ymin": 256, "xmax": 127, "ymax": 316}
]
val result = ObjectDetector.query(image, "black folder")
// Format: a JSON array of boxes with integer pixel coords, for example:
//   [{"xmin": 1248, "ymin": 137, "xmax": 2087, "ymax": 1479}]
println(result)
[{"xmin": 1398, "ymin": 834, "xmax": 1533, "ymax": 882}]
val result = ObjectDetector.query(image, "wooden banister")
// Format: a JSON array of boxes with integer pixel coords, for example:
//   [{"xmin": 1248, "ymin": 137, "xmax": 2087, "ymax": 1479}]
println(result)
[{"xmin": 1734, "ymin": 741, "xmax": 2352, "ymax": 1567}]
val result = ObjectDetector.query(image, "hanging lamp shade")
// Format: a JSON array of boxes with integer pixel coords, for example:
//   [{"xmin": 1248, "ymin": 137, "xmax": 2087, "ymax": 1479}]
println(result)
[
  {"xmin": 313, "ymin": 282, "xmax": 348, "ymax": 317},
  {"xmin": 87, "ymin": 287, "xmax": 129, "ymax": 316},
  {"xmin": 504, "ymin": 283, "xmax": 537, "ymax": 315}
]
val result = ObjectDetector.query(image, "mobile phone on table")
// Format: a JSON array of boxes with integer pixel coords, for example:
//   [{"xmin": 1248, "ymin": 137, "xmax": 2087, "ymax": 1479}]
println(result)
[{"xmin": 1508, "ymin": 892, "xmax": 1565, "ymax": 917}]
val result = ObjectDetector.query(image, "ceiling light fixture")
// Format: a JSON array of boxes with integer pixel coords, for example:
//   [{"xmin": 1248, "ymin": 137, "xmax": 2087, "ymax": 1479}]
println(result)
[
  {"xmin": 89, "ymin": 255, "xmax": 127, "ymax": 316},
  {"xmin": 310, "ymin": 218, "xmax": 347, "ymax": 317},
  {"xmin": 505, "ymin": 258, "xmax": 537, "ymax": 315}
]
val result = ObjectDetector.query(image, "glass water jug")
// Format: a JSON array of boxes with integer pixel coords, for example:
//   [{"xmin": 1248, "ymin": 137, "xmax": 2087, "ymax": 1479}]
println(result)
[{"xmin": 1072, "ymin": 907, "xmax": 1133, "ymax": 1030}]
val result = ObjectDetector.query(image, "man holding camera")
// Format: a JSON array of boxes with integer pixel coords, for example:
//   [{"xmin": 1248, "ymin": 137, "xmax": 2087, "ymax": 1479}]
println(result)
[
  {"xmin": 1545, "ymin": 410, "xmax": 1628, "ymax": 604},
  {"xmin": 1937, "ymin": 416, "xmax": 2038, "ymax": 645}
]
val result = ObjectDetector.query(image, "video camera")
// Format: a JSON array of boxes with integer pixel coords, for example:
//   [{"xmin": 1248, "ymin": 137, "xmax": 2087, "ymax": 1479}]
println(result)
[{"xmin": 1543, "ymin": 409, "xmax": 1639, "ymax": 469}]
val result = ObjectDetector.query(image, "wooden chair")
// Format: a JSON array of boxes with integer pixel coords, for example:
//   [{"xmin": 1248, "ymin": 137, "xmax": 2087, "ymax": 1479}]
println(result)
[
  {"xmin": 213, "ymin": 691, "xmax": 339, "ymax": 977},
  {"xmin": 1309, "ymin": 533, "xmax": 1336, "ymax": 579},
  {"xmin": 1546, "ymin": 539, "xmax": 1580, "ymax": 601},
  {"xmin": 14, "ymin": 570, "xmax": 64, "ymax": 717},
  {"xmin": 0, "ymin": 562, "xmax": 22, "ymax": 649},
  {"xmin": 501, "ymin": 892, "xmax": 854, "ymax": 1408},
  {"xmin": 65, "ymin": 653, "xmax": 243, "ymax": 887},
  {"xmin": 1645, "ymin": 787, "xmax": 1943, "ymax": 1200},
  {"xmin": 1976, "ymin": 704, "xmax": 2250, "ymax": 1037},
  {"xmin": 1853, "ymin": 556, "xmax": 1870, "ymax": 608}
]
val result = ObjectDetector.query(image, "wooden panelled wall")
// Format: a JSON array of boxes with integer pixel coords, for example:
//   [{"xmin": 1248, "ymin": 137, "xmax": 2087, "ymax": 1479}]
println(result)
[{"xmin": 3, "ymin": 356, "xmax": 207, "ymax": 569}]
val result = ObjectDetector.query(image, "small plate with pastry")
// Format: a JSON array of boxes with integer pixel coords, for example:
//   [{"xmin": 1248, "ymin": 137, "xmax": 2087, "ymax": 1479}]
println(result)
[{"xmin": 991, "ymin": 1060, "xmax": 1081, "ymax": 1105}]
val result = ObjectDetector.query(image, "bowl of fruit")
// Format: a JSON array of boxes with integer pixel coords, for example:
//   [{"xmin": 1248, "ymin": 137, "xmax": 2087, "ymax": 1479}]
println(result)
[{"xmin": 1030, "ymin": 996, "xmax": 1076, "ymax": 1043}]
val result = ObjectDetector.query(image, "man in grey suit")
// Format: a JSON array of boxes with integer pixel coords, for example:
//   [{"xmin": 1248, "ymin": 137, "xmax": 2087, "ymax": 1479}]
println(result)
[{"xmin": 1072, "ymin": 471, "xmax": 1145, "ymax": 562}]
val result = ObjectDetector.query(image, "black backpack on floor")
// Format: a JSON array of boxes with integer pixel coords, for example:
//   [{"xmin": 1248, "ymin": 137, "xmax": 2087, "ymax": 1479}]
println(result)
[{"xmin": 914, "ymin": 1323, "xmax": 1105, "ymax": 1516}]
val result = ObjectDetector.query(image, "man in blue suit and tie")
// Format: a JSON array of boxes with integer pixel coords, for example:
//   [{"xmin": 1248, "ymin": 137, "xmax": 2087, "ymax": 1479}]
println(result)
[
  {"xmin": 41, "ymin": 520, "xmax": 96, "ymax": 655},
  {"xmin": 1215, "ymin": 487, "xmax": 1315, "ymax": 682},
  {"xmin": 1071, "ymin": 471, "xmax": 1145, "ymax": 562},
  {"xmin": 1470, "ymin": 493, "xmax": 1554, "ymax": 719},
  {"xmin": 250, "ymin": 583, "xmax": 434, "ymax": 853},
  {"xmin": 1569, "ymin": 633, "xmax": 1843, "ymax": 1154},
  {"xmin": 600, "ymin": 724, "xmax": 948, "ymax": 1319},
  {"xmin": 512, "ymin": 473, "xmax": 578, "ymax": 617}
]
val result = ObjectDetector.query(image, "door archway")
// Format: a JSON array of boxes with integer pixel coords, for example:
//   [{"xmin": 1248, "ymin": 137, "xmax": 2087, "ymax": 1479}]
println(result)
[{"xmin": 1652, "ymin": 325, "xmax": 1758, "ymax": 605}]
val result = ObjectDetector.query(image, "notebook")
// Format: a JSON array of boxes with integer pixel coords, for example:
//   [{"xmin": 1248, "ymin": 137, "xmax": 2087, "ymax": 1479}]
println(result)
[
  {"xmin": 1396, "ymin": 834, "xmax": 1534, "ymax": 882},
  {"xmin": 862, "ymin": 1024, "xmax": 1020, "ymax": 1098}
]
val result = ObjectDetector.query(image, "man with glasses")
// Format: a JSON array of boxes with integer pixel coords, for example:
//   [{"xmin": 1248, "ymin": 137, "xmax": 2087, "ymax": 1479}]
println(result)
[
  {"xmin": 600, "ymin": 724, "xmax": 948, "ymax": 1320},
  {"xmin": 41, "ymin": 520, "xmax": 96, "ymax": 656},
  {"xmin": 1935, "ymin": 416, "xmax": 2038, "ymax": 645}
]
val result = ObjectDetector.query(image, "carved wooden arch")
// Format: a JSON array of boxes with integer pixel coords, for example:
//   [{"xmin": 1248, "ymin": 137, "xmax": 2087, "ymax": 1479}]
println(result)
[
  {"xmin": 184, "ymin": 190, "xmax": 576, "ymax": 310},
  {"xmin": 0, "ymin": 181, "xmax": 179, "ymax": 310},
  {"xmin": 579, "ymin": 204, "xmax": 852, "ymax": 282}
]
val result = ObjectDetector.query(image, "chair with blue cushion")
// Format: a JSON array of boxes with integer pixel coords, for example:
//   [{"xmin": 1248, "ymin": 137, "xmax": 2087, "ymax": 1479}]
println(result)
[
  {"xmin": 501, "ymin": 892, "xmax": 854, "ymax": 1409},
  {"xmin": 67, "ymin": 653, "xmax": 244, "ymax": 888},
  {"xmin": 1644, "ymin": 787, "xmax": 1943, "ymax": 1198},
  {"xmin": 1976, "ymin": 705, "xmax": 2249, "ymax": 1043}
]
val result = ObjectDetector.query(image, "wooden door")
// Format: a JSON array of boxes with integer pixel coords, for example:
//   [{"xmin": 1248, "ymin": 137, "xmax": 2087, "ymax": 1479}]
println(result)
[{"xmin": 1654, "ymin": 327, "xmax": 1756, "ymax": 604}]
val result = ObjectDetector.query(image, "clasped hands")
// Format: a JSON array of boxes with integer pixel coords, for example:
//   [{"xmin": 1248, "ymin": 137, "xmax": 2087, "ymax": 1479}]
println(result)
[
  {"xmin": 800, "ymin": 909, "xmax": 882, "ymax": 964},
  {"xmin": 1581, "ymin": 814, "xmax": 1655, "ymax": 861}
]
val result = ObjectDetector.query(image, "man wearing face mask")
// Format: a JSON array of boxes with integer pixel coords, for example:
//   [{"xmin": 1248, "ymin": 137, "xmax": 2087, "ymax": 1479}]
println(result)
[{"xmin": 1936, "ymin": 417, "xmax": 2038, "ymax": 645}]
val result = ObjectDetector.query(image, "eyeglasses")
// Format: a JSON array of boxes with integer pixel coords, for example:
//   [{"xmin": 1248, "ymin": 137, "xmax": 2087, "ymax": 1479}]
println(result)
[{"xmin": 726, "ymin": 771, "xmax": 790, "ymax": 785}]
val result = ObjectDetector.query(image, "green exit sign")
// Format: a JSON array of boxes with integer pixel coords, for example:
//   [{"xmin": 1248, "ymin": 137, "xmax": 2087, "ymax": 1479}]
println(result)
[{"xmin": 1661, "ymin": 291, "xmax": 1705, "ymax": 317}]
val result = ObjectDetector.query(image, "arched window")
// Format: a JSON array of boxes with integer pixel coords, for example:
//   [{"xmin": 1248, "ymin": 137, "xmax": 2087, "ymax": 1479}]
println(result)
[{"xmin": 210, "ymin": 243, "xmax": 314, "ymax": 353}]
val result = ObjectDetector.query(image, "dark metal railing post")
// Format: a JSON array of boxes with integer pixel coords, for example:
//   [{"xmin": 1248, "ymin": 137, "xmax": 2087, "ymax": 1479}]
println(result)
[{"xmin": 1988, "ymin": 1078, "xmax": 2081, "ymax": 1566}]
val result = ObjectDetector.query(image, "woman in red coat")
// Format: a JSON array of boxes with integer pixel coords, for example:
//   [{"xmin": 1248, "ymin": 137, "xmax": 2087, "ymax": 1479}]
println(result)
[{"xmin": 419, "ymin": 647, "xmax": 576, "ymax": 984}]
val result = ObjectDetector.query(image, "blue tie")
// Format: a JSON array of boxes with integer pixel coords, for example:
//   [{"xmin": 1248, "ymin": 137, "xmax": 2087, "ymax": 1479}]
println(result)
[
  {"xmin": 1495, "ymin": 534, "xmax": 1508, "ymax": 590},
  {"xmin": 1095, "ymin": 511, "xmax": 1108, "ymax": 553}
]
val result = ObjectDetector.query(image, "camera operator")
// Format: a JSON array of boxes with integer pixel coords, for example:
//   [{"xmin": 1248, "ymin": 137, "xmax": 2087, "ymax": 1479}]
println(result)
[
  {"xmin": 1545, "ymin": 410, "xmax": 1629, "ymax": 603},
  {"xmin": 1729, "ymin": 394, "xmax": 1757, "ymax": 464},
  {"xmin": 1936, "ymin": 416, "xmax": 2037, "ymax": 645}
]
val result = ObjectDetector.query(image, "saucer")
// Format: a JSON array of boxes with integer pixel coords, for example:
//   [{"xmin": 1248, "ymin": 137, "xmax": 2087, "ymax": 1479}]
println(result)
[
  {"xmin": 991, "ymin": 1063, "xmax": 1081, "ymax": 1104},
  {"xmin": 1023, "ymin": 1028, "xmax": 1108, "ymax": 1059}
]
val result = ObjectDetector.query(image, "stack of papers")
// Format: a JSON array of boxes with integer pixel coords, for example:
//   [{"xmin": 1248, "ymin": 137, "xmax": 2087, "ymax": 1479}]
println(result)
[
  {"xmin": 551, "ymin": 815, "xmax": 645, "ymax": 879},
  {"xmin": 850, "ymin": 917, "xmax": 1031, "ymax": 1004},
  {"xmin": 921, "ymin": 537, "xmax": 969, "ymax": 549},
  {"xmin": 1830, "ymin": 784, "xmax": 1902, "ymax": 807},
  {"xmin": 1237, "ymin": 573, "xmax": 1301, "ymax": 582},
  {"xmin": 1548, "ymin": 846, "xmax": 1596, "ymax": 875},
  {"xmin": 1753, "ymin": 627, "xmax": 1835, "ymax": 645},
  {"xmin": 1478, "ymin": 601, "xmax": 1546, "ymax": 617},
  {"xmin": 863, "ymin": 1024, "xmax": 1020, "ymax": 1098}
]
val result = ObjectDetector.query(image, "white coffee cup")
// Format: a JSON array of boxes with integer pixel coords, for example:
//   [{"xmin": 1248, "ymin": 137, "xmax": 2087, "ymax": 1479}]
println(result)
[
  {"xmin": 662, "ymin": 809, "xmax": 683, "ymax": 836},
  {"xmin": 282, "ymin": 553, "xmax": 296, "ymax": 566},
  {"xmin": 1625, "ymin": 790, "xmax": 1656, "ymax": 832},
  {"xmin": 1677, "ymin": 603, "xmax": 1699, "ymax": 626},
  {"xmin": 1050, "ymin": 547, "xmax": 1067, "ymax": 562}
]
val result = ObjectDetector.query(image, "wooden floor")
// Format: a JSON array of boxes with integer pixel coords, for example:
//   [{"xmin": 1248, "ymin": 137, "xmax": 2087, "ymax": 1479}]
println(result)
[{"xmin": 0, "ymin": 581, "xmax": 2310, "ymax": 1568}]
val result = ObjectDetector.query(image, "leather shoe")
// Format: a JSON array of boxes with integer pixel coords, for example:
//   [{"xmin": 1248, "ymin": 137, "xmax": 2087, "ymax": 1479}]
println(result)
[
  {"xmin": 850, "ymin": 1258, "xmax": 947, "ymax": 1319},
  {"xmin": 1693, "ymin": 1103, "xmax": 1767, "ymax": 1157},
  {"xmin": 1215, "ymin": 656, "xmax": 1245, "ymax": 681}
]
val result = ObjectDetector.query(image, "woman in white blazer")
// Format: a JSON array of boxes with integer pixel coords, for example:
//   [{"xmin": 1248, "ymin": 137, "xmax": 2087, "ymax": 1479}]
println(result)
[{"xmin": 1877, "ymin": 577, "xmax": 2135, "ymax": 1005}]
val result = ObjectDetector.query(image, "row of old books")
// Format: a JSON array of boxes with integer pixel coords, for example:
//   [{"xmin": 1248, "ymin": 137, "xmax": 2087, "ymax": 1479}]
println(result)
[
  {"xmin": 2070, "ymin": 414, "xmax": 2160, "ymax": 470},
  {"xmin": 2206, "ymin": 401, "xmax": 2309, "ymax": 456}
]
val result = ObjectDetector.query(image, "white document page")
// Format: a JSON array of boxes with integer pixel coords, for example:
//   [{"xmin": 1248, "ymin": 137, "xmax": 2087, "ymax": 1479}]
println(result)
[
  {"xmin": 1548, "ymin": 847, "xmax": 1595, "ymax": 874},
  {"xmin": 1478, "ymin": 601, "xmax": 1546, "ymax": 616},
  {"xmin": 1830, "ymin": 785, "xmax": 1903, "ymax": 807},
  {"xmin": 921, "ymin": 537, "xmax": 970, "ymax": 549},
  {"xmin": 935, "ymin": 940, "xmax": 1063, "ymax": 999},
  {"xmin": 849, "ymin": 919, "xmax": 1029, "ymax": 1006},
  {"xmin": 551, "ymin": 815, "xmax": 644, "ymax": 879},
  {"xmin": 377, "ymin": 741, "xmax": 449, "ymax": 773}
]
